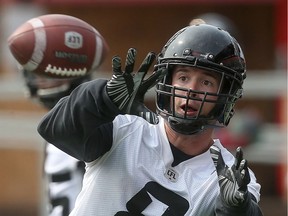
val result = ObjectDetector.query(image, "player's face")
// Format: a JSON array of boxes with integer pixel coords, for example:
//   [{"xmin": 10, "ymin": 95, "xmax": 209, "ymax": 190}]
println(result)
[{"xmin": 171, "ymin": 66, "xmax": 220, "ymax": 118}]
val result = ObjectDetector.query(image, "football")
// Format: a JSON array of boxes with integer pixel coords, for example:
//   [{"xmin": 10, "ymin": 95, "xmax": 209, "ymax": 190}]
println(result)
[{"xmin": 8, "ymin": 14, "xmax": 109, "ymax": 78}]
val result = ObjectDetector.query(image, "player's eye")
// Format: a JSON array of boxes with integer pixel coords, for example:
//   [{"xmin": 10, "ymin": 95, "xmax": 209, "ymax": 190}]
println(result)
[
  {"xmin": 179, "ymin": 75, "xmax": 188, "ymax": 82},
  {"xmin": 202, "ymin": 80, "xmax": 213, "ymax": 86}
]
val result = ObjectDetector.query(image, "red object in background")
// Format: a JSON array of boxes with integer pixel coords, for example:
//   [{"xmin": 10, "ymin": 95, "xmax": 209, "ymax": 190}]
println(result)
[
  {"xmin": 275, "ymin": 0, "xmax": 287, "ymax": 59},
  {"xmin": 275, "ymin": 0, "xmax": 287, "ymax": 200},
  {"xmin": 29, "ymin": 0, "xmax": 277, "ymax": 6},
  {"xmin": 276, "ymin": 161, "xmax": 287, "ymax": 201}
]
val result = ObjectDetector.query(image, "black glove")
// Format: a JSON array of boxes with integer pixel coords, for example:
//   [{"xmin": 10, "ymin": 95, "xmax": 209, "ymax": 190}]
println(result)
[
  {"xmin": 106, "ymin": 48, "xmax": 167, "ymax": 124},
  {"xmin": 210, "ymin": 146, "xmax": 251, "ymax": 207}
]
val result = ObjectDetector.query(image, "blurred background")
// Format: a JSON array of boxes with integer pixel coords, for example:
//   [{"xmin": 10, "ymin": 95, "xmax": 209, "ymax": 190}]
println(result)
[{"xmin": 0, "ymin": 0, "xmax": 286, "ymax": 215}]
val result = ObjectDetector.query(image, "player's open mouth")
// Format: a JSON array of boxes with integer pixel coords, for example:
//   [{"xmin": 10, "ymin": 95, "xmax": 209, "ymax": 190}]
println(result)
[{"xmin": 180, "ymin": 104, "xmax": 198, "ymax": 116}]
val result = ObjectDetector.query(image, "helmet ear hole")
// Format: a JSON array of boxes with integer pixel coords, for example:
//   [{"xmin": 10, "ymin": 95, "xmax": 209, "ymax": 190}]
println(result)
[{"xmin": 220, "ymin": 78, "xmax": 231, "ymax": 94}]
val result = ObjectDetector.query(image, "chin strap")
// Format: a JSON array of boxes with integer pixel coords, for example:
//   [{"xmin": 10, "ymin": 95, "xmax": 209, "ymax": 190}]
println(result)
[
  {"xmin": 168, "ymin": 116, "xmax": 205, "ymax": 135},
  {"xmin": 167, "ymin": 115, "xmax": 223, "ymax": 135}
]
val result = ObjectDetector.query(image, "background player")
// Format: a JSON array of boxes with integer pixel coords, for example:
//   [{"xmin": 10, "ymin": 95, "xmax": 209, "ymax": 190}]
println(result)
[
  {"xmin": 22, "ymin": 70, "xmax": 91, "ymax": 216},
  {"xmin": 8, "ymin": 14, "xmax": 109, "ymax": 216}
]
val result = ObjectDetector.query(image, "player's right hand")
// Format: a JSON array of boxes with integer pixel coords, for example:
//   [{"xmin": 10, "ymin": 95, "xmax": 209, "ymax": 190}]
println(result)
[{"xmin": 106, "ymin": 48, "xmax": 167, "ymax": 124}]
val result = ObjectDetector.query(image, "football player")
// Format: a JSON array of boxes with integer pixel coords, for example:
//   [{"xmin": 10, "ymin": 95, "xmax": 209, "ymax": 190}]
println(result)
[
  {"xmin": 22, "ymin": 70, "xmax": 90, "ymax": 216},
  {"xmin": 37, "ymin": 24, "xmax": 263, "ymax": 215}
]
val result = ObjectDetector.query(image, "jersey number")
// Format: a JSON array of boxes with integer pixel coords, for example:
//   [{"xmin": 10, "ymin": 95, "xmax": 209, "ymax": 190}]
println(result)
[{"xmin": 115, "ymin": 181, "xmax": 189, "ymax": 215}]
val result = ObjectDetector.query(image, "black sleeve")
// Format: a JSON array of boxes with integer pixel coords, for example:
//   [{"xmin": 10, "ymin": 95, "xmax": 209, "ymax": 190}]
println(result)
[
  {"xmin": 37, "ymin": 79, "xmax": 120, "ymax": 162},
  {"xmin": 214, "ymin": 192, "xmax": 263, "ymax": 216}
]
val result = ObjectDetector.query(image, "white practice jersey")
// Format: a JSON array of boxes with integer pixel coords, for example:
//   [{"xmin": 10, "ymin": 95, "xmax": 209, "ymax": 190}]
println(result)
[
  {"xmin": 70, "ymin": 115, "xmax": 261, "ymax": 216},
  {"xmin": 45, "ymin": 144, "xmax": 84, "ymax": 216}
]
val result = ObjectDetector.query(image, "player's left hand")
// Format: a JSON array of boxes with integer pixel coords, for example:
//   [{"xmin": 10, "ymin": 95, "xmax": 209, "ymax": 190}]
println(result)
[{"xmin": 210, "ymin": 146, "xmax": 251, "ymax": 207}]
